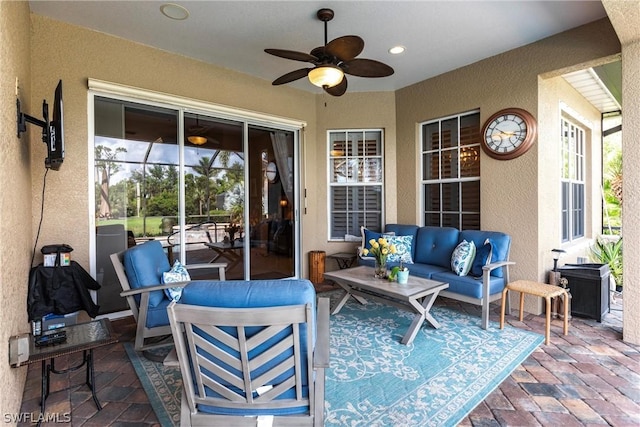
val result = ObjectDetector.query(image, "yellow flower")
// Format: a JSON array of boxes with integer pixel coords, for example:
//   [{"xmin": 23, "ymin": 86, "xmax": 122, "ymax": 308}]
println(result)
[
  {"xmin": 362, "ymin": 248, "xmax": 369, "ymax": 256},
  {"xmin": 382, "ymin": 248, "xmax": 389, "ymax": 255},
  {"xmin": 390, "ymin": 245, "xmax": 397, "ymax": 254},
  {"xmin": 371, "ymin": 241, "xmax": 380, "ymax": 249}
]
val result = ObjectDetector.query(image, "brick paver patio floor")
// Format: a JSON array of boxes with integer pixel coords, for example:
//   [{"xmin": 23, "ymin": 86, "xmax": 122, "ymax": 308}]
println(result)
[{"xmin": 18, "ymin": 292, "xmax": 639, "ymax": 426}]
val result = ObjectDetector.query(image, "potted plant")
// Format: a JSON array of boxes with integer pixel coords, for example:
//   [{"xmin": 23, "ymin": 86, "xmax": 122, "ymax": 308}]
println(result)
[
  {"xmin": 389, "ymin": 254, "xmax": 410, "ymax": 284},
  {"xmin": 589, "ymin": 236, "xmax": 623, "ymax": 291},
  {"xmin": 361, "ymin": 237, "xmax": 397, "ymax": 278}
]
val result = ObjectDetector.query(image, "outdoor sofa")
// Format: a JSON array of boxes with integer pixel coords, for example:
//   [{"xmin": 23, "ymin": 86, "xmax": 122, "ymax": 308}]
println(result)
[{"xmin": 359, "ymin": 224, "xmax": 513, "ymax": 329}]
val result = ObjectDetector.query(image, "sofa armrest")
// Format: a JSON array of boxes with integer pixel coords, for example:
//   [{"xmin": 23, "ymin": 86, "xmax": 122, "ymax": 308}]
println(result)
[
  {"xmin": 482, "ymin": 260, "xmax": 516, "ymax": 274},
  {"xmin": 314, "ymin": 297, "xmax": 330, "ymax": 369}
]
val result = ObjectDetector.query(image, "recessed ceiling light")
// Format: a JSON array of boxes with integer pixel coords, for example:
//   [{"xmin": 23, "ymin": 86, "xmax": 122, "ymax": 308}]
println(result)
[
  {"xmin": 160, "ymin": 3, "xmax": 189, "ymax": 20},
  {"xmin": 389, "ymin": 45, "xmax": 406, "ymax": 55}
]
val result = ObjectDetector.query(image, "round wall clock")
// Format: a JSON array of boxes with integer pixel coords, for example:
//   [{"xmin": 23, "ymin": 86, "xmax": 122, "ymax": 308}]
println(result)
[
  {"xmin": 266, "ymin": 161, "xmax": 278, "ymax": 183},
  {"xmin": 481, "ymin": 108, "xmax": 537, "ymax": 160}
]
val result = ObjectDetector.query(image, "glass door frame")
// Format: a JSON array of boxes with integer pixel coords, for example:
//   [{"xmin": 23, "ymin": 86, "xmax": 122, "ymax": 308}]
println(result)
[{"xmin": 87, "ymin": 79, "xmax": 304, "ymax": 283}]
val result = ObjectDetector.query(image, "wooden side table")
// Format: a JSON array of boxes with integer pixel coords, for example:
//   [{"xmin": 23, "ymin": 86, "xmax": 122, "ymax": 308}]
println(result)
[{"xmin": 500, "ymin": 280, "xmax": 569, "ymax": 345}]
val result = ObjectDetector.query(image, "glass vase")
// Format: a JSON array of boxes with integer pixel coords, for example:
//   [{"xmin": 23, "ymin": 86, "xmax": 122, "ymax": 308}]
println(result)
[{"xmin": 374, "ymin": 258, "xmax": 387, "ymax": 279}]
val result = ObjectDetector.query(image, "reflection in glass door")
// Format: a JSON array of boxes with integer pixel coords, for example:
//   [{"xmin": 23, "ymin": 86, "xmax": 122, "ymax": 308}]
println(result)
[
  {"xmin": 247, "ymin": 126, "xmax": 296, "ymax": 279},
  {"xmin": 94, "ymin": 98, "xmax": 180, "ymax": 314},
  {"xmin": 93, "ymin": 95, "xmax": 299, "ymax": 314},
  {"xmin": 181, "ymin": 113, "xmax": 245, "ymax": 279}
]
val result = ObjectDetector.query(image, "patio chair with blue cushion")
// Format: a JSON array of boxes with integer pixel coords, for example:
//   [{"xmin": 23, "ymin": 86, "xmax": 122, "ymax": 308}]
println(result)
[
  {"xmin": 110, "ymin": 240, "xmax": 226, "ymax": 352},
  {"xmin": 167, "ymin": 279, "xmax": 329, "ymax": 427}
]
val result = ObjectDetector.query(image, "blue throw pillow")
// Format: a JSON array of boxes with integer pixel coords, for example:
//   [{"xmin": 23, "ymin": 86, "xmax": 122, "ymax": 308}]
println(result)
[
  {"xmin": 386, "ymin": 235, "xmax": 414, "ymax": 264},
  {"xmin": 162, "ymin": 260, "xmax": 191, "ymax": 301},
  {"xmin": 471, "ymin": 239, "xmax": 494, "ymax": 277},
  {"xmin": 451, "ymin": 240, "xmax": 476, "ymax": 276}
]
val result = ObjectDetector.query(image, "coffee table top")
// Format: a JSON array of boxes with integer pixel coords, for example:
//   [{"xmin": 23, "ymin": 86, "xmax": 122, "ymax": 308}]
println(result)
[{"xmin": 324, "ymin": 266, "xmax": 448, "ymax": 300}]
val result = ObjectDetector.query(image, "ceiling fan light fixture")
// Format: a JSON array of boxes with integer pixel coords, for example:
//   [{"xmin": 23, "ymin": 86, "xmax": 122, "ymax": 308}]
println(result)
[
  {"xmin": 187, "ymin": 135, "xmax": 207, "ymax": 145},
  {"xmin": 308, "ymin": 66, "xmax": 344, "ymax": 88}
]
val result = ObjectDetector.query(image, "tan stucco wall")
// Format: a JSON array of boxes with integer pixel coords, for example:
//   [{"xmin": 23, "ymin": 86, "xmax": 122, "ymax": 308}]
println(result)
[
  {"xmin": 0, "ymin": 0, "xmax": 33, "ymax": 418},
  {"xmin": 395, "ymin": 18, "xmax": 619, "ymax": 293},
  {"xmin": 603, "ymin": 0, "xmax": 640, "ymax": 345},
  {"xmin": 28, "ymin": 14, "xmax": 317, "ymax": 271},
  {"xmin": 538, "ymin": 75, "xmax": 604, "ymax": 266},
  {"xmin": 533, "ymin": 74, "xmax": 605, "ymax": 314}
]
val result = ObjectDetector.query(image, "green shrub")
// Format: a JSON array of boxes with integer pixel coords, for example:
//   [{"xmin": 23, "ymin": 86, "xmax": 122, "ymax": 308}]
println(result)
[{"xmin": 589, "ymin": 237, "xmax": 623, "ymax": 288}]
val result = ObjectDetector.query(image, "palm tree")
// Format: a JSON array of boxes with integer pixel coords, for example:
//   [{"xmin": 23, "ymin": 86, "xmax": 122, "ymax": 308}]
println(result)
[
  {"xmin": 191, "ymin": 157, "xmax": 217, "ymax": 218},
  {"xmin": 95, "ymin": 145, "xmax": 127, "ymax": 218}
]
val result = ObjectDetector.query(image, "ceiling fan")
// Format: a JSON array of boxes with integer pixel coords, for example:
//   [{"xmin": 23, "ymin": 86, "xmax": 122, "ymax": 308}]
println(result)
[
  {"xmin": 265, "ymin": 8, "xmax": 394, "ymax": 96},
  {"xmin": 186, "ymin": 116, "xmax": 219, "ymax": 146}
]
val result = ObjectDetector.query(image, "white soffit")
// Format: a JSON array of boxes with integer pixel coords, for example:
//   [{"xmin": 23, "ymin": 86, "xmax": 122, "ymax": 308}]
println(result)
[{"xmin": 562, "ymin": 68, "xmax": 621, "ymax": 113}]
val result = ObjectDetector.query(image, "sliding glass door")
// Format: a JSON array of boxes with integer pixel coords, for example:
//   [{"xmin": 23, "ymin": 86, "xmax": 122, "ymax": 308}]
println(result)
[
  {"xmin": 92, "ymin": 95, "xmax": 299, "ymax": 314},
  {"xmin": 247, "ymin": 126, "xmax": 296, "ymax": 279}
]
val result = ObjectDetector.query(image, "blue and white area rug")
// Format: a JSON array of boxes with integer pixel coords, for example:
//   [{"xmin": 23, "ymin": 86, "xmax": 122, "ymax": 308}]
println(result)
[
  {"xmin": 325, "ymin": 293, "xmax": 544, "ymax": 426},
  {"xmin": 125, "ymin": 293, "xmax": 543, "ymax": 427}
]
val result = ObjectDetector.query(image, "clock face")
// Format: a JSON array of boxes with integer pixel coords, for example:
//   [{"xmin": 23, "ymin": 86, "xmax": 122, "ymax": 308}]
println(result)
[
  {"xmin": 481, "ymin": 108, "xmax": 536, "ymax": 160},
  {"xmin": 266, "ymin": 161, "xmax": 278, "ymax": 183}
]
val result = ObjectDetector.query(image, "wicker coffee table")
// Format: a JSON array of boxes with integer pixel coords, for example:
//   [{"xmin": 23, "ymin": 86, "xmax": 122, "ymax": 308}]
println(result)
[{"xmin": 324, "ymin": 266, "xmax": 449, "ymax": 345}]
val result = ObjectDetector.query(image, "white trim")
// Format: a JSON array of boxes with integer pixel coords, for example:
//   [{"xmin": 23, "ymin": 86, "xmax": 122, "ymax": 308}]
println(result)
[
  {"xmin": 326, "ymin": 129, "xmax": 385, "ymax": 241},
  {"xmin": 88, "ymin": 78, "xmax": 306, "ymax": 130}
]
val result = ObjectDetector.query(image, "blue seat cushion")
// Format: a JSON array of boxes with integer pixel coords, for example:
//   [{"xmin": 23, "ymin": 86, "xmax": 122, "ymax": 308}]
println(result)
[
  {"xmin": 145, "ymin": 297, "xmax": 171, "ymax": 328},
  {"xmin": 359, "ymin": 249, "xmax": 449, "ymax": 279},
  {"xmin": 432, "ymin": 271, "xmax": 506, "ymax": 299},
  {"xmin": 179, "ymin": 280, "xmax": 317, "ymax": 416},
  {"xmin": 123, "ymin": 240, "xmax": 171, "ymax": 308}
]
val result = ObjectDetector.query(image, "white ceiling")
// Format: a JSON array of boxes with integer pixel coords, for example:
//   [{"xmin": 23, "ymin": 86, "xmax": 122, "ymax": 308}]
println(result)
[{"xmin": 29, "ymin": 1, "xmax": 609, "ymax": 94}]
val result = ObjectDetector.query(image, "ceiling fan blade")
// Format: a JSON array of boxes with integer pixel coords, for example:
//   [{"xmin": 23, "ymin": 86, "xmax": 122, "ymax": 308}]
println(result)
[
  {"xmin": 272, "ymin": 68, "xmax": 312, "ymax": 85},
  {"xmin": 324, "ymin": 76, "xmax": 348, "ymax": 97},
  {"xmin": 325, "ymin": 35, "xmax": 364, "ymax": 62},
  {"xmin": 341, "ymin": 58, "xmax": 394, "ymax": 78},
  {"xmin": 265, "ymin": 49, "xmax": 318, "ymax": 63}
]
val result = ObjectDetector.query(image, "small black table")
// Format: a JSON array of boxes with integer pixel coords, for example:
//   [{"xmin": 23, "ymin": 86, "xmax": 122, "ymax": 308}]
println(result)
[
  {"xmin": 327, "ymin": 252, "xmax": 358, "ymax": 269},
  {"xmin": 25, "ymin": 319, "xmax": 117, "ymax": 424}
]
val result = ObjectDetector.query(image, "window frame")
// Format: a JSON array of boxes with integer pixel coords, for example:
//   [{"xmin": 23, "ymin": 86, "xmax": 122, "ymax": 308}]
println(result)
[
  {"xmin": 560, "ymin": 113, "xmax": 586, "ymax": 243},
  {"xmin": 419, "ymin": 110, "xmax": 481, "ymax": 230},
  {"xmin": 326, "ymin": 129, "xmax": 385, "ymax": 241}
]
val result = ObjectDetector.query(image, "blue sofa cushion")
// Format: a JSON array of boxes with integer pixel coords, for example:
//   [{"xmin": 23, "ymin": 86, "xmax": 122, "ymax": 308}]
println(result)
[
  {"xmin": 459, "ymin": 230, "xmax": 510, "ymax": 278},
  {"xmin": 123, "ymin": 240, "xmax": 171, "ymax": 308},
  {"xmin": 413, "ymin": 226, "xmax": 460, "ymax": 269},
  {"xmin": 432, "ymin": 271, "xmax": 507, "ymax": 298},
  {"xmin": 180, "ymin": 279, "xmax": 316, "ymax": 416}
]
